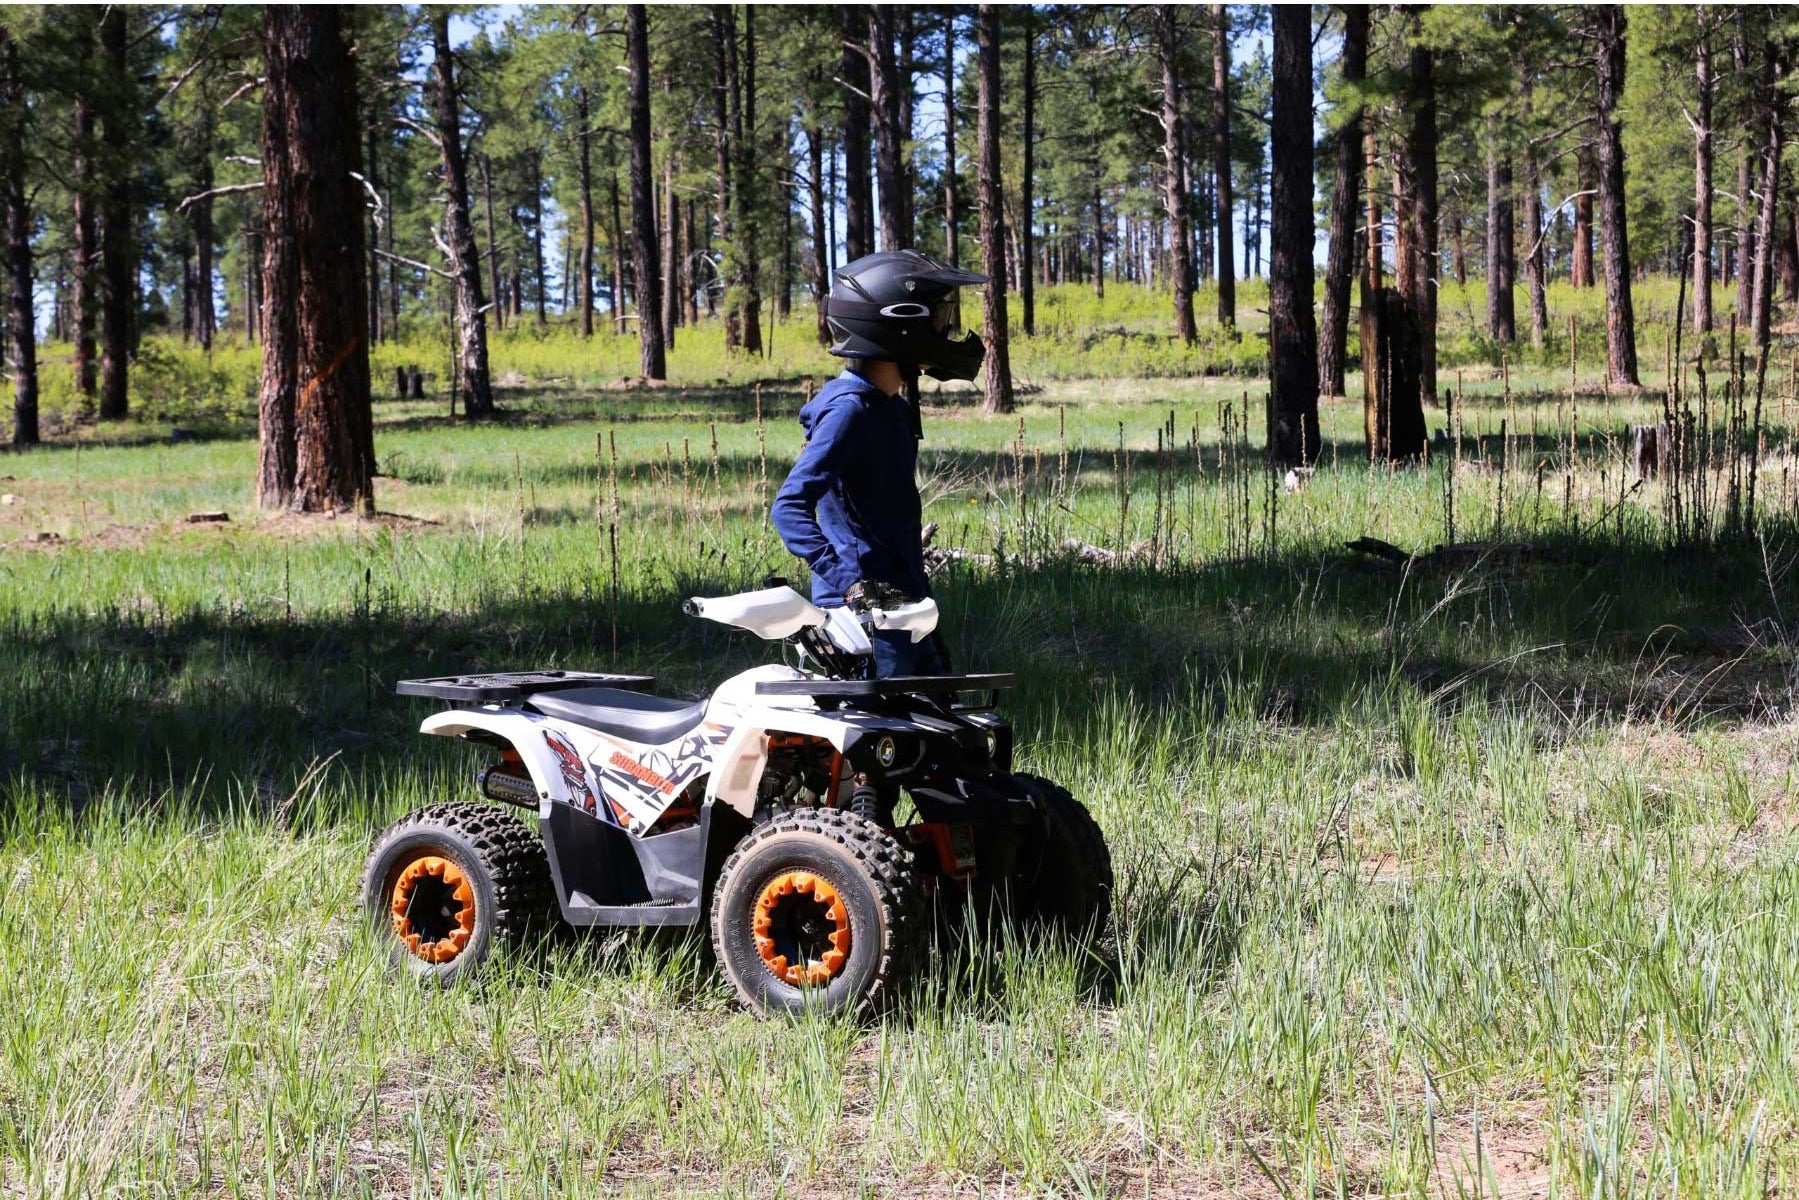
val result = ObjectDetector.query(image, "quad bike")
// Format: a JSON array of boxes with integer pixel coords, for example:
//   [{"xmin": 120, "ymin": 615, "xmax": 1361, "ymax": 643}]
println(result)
[{"xmin": 363, "ymin": 584, "xmax": 1112, "ymax": 1014}]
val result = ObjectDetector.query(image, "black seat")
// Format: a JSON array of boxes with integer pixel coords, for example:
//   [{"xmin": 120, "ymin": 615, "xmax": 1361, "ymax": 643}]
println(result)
[{"xmin": 525, "ymin": 687, "xmax": 709, "ymax": 745}]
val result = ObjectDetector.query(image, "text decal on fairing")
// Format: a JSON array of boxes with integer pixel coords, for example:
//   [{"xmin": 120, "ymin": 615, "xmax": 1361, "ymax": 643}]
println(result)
[{"xmin": 609, "ymin": 750, "xmax": 675, "ymax": 794}]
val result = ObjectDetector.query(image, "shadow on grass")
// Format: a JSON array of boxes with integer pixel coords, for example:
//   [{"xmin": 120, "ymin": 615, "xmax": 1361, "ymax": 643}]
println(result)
[{"xmin": 3, "ymin": 521, "xmax": 1793, "ymax": 831}]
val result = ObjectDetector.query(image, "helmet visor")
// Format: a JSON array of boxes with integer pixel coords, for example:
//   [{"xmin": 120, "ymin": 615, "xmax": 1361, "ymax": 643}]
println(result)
[{"xmin": 930, "ymin": 298, "xmax": 967, "ymax": 341}]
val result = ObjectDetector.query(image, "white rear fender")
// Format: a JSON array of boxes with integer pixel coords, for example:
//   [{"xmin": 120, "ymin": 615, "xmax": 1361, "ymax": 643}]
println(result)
[{"xmin": 420, "ymin": 709, "xmax": 592, "ymax": 819}]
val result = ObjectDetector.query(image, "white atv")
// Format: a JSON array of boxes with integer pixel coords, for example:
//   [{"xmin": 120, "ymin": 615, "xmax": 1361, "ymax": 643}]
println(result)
[{"xmin": 363, "ymin": 584, "xmax": 1112, "ymax": 1014}]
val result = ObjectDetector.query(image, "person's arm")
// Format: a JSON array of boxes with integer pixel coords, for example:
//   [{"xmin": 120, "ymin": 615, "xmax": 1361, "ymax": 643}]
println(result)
[{"xmin": 770, "ymin": 400, "xmax": 860, "ymax": 597}]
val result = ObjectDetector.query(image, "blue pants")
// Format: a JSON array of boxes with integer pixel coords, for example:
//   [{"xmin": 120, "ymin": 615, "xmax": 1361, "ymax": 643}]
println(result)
[{"xmin": 871, "ymin": 629, "xmax": 947, "ymax": 678}]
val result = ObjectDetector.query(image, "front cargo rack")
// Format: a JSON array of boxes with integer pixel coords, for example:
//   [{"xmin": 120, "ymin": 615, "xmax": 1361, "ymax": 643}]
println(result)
[
  {"xmin": 754, "ymin": 673, "xmax": 1014, "ymax": 702},
  {"xmin": 396, "ymin": 670, "xmax": 655, "ymax": 703}
]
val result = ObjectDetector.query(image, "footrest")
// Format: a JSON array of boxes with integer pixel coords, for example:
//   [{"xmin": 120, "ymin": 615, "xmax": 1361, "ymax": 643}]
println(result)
[{"xmin": 396, "ymin": 670, "xmax": 655, "ymax": 703}]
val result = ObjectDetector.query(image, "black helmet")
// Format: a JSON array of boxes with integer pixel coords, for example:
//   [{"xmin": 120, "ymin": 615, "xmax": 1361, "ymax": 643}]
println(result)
[{"xmin": 825, "ymin": 250, "xmax": 988, "ymax": 382}]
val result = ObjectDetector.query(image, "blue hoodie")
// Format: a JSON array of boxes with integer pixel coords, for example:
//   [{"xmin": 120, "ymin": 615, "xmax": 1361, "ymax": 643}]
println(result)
[{"xmin": 770, "ymin": 370, "xmax": 930, "ymax": 607}]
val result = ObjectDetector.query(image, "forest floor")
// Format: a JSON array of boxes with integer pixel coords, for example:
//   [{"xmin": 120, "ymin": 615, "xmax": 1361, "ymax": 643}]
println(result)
[{"xmin": 3, "ymin": 347, "xmax": 1799, "ymax": 1197}]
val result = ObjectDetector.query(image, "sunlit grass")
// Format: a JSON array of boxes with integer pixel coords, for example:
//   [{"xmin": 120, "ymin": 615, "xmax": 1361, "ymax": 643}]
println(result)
[{"xmin": 2, "ymin": 314, "xmax": 1799, "ymax": 1194}]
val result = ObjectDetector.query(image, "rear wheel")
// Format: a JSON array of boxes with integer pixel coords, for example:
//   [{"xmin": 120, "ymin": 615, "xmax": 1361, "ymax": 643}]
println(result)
[
  {"xmin": 361, "ymin": 801, "xmax": 554, "ymax": 984},
  {"xmin": 711, "ymin": 808, "xmax": 922, "ymax": 1015}
]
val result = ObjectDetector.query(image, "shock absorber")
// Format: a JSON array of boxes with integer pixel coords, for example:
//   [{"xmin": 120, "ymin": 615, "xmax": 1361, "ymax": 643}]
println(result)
[{"xmin": 847, "ymin": 772, "xmax": 891, "ymax": 827}]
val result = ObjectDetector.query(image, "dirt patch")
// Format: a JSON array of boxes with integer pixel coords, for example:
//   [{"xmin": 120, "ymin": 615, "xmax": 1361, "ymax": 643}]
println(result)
[{"xmin": 255, "ymin": 510, "xmax": 443, "ymax": 540}]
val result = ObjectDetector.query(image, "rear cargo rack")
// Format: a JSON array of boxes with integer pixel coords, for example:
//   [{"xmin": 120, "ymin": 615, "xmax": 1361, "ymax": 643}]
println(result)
[{"xmin": 396, "ymin": 670, "xmax": 655, "ymax": 703}]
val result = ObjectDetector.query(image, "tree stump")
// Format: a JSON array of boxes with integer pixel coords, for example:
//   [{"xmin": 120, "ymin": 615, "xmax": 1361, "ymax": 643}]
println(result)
[
  {"xmin": 1360, "ymin": 287, "xmax": 1427, "ymax": 461},
  {"xmin": 1631, "ymin": 422, "xmax": 1667, "ymax": 479}
]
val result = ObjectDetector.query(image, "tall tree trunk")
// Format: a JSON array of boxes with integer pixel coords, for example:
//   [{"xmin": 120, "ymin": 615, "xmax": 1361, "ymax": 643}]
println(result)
[
  {"xmin": 840, "ymin": 6, "xmax": 872, "ymax": 262},
  {"xmin": 193, "ymin": 107, "xmax": 216, "ymax": 350},
  {"xmin": 1522, "ymin": 123, "xmax": 1548, "ymax": 346},
  {"xmin": 97, "ymin": 7, "xmax": 131, "ymax": 421},
  {"xmin": 1092, "ymin": 187, "xmax": 1105, "ymax": 298},
  {"xmin": 942, "ymin": 12, "xmax": 959, "ymax": 266},
  {"xmin": 737, "ymin": 6, "xmax": 762, "ymax": 354},
  {"xmin": 1571, "ymin": 147, "xmax": 1595, "ymax": 287},
  {"xmin": 532, "ymin": 156, "xmax": 547, "ymax": 326},
  {"xmin": 1693, "ymin": 16, "xmax": 1713, "ymax": 333},
  {"xmin": 1157, "ymin": 6, "xmax": 1197, "ymax": 345},
  {"xmin": 1749, "ymin": 49, "xmax": 1783, "ymax": 348},
  {"xmin": 663, "ymin": 144, "xmax": 680, "ymax": 347},
  {"xmin": 1269, "ymin": 6, "xmax": 1317, "ymax": 466},
  {"xmin": 1734, "ymin": 20, "xmax": 1754, "ymax": 316},
  {"xmin": 1211, "ymin": 3, "xmax": 1235, "ymax": 328},
  {"xmin": 480, "ymin": 154, "xmax": 503, "ymax": 334},
  {"xmin": 627, "ymin": 5, "xmax": 666, "ymax": 379},
  {"xmin": 1408, "ymin": 34, "xmax": 1437, "ymax": 412},
  {"xmin": 807, "ymin": 120, "xmax": 830, "ymax": 345},
  {"xmin": 976, "ymin": 5, "xmax": 1012, "ymax": 415},
  {"xmin": 1485, "ymin": 116, "xmax": 1514, "ymax": 343},
  {"xmin": 1319, "ymin": 4, "xmax": 1366, "ymax": 396},
  {"xmin": 685, "ymin": 198, "xmax": 700, "ymax": 324},
  {"xmin": 1594, "ymin": 5, "xmax": 1639, "ymax": 386},
  {"xmin": 71, "ymin": 27, "xmax": 98, "ymax": 403},
  {"xmin": 2, "ymin": 27, "xmax": 37, "ymax": 447},
  {"xmin": 430, "ymin": 12, "xmax": 493, "ymax": 416},
  {"xmin": 609, "ymin": 170, "xmax": 627, "ymax": 332},
  {"xmin": 365, "ymin": 123, "xmax": 382, "ymax": 343},
  {"xmin": 711, "ymin": 7, "xmax": 739, "ymax": 349},
  {"xmin": 1364, "ymin": 127, "xmax": 1381, "ymax": 291},
  {"xmin": 869, "ymin": 7, "xmax": 907, "ymax": 250},
  {"xmin": 1019, "ymin": 7, "xmax": 1036, "ymax": 336},
  {"xmin": 576, "ymin": 84, "xmax": 595, "ymax": 338},
  {"xmin": 260, "ymin": 6, "xmax": 374, "ymax": 513}
]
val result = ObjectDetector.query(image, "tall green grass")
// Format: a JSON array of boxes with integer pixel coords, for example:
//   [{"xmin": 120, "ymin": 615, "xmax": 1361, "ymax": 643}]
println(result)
[{"xmin": 1, "ymin": 362, "xmax": 1797, "ymax": 1195}]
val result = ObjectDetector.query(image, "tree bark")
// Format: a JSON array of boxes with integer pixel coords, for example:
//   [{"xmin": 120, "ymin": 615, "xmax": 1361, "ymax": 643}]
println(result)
[
  {"xmin": 192, "ymin": 105, "xmax": 216, "ymax": 350},
  {"xmin": 663, "ymin": 142, "xmax": 680, "ymax": 348},
  {"xmin": 576, "ymin": 82, "xmax": 594, "ymax": 338},
  {"xmin": 1594, "ymin": 5, "xmax": 1639, "ymax": 386},
  {"xmin": 1408, "ymin": 35, "xmax": 1437, "ymax": 412},
  {"xmin": 1571, "ymin": 161, "xmax": 1594, "ymax": 287},
  {"xmin": 869, "ymin": 7, "xmax": 908, "ymax": 250},
  {"xmin": 608, "ymin": 170, "xmax": 626, "ymax": 332},
  {"xmin": 480, "ymin": 154, "xmax": 503, "ymax": 334},
  {"xmin": 1212, "ymin": 3, "xmax": 1235, "ymax": 328},
  {"xmin": 1269, "ymin": 6, "xmax": 1317, "ymax": 466},
  {"xmin": 1734, "ymin": 19, "xmax": 1754, "ymax": 316},
  {"xmin": 430, "ymin": 11, "xmax": 493, "ymax": 416},
  {"xmin": 260, "ymin": 6, "xmax": 374, "ymax": 513},
  {"xmin": 737, "ymin": 6, "xmax": 762, "ymax": 354},
  {"xmin": 942, "ymin": 12, "xmax": 959, "ymax": 267},
  {"xmin": 97, "ymin": 7, "xmax": 131, "ymax": 420},
  {"xmin": 841, "ymin": 6, "xmax": 872, "ymax": 262},
  {"xmin": 1319, "ymin": 4, "xmax": 1366, "ymax": 396},
  {"xmin": 711, "ymin": 7, "xmax": 738, "ymax": 349},
  {"xmin": 807, "ymin": 121, "xmax": 830, "ymax": 345},
  {"xmin": 1522, "ymin": 126, "xmax": 1548, "ymax": 346},
  {"xmin": 627, "ymin": 5, "xmax": 666, "ymax": 379},
  {"xmin": 1485, "ymin": 115, "xmax": 1514, "ymax": 343},
  {"xmin": 976, "ymin": 5, "xmax": 1012, "ymax": 415},
  {"xmin": 1020, "ymin": 7, "xmax": 1036, "ymax": 336},
  {"xmin": 1749, "ymin": 48, "xmax": 1783, "ymax": 348},
  {"xmin": 1157, "ymin": 6, "xmax": 1197, "ymax": 346},
  {"xmin": 2, "ymin": 27, "xmax": 37, "ymax": 446},
  {"xmin": 71, "ymin": 21, "xmax": 97, "ymax": 403},
  {"xmin": 1693, "ymin": 15, "xmax": 1713, "ymax": 333}
]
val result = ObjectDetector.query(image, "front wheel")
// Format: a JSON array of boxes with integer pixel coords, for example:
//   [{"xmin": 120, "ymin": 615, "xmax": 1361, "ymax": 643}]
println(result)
[
  {"xmin": 1001, "ymin": 774, "xmax": 1114, "ymax": 949},
  {"xmin": 710, "ymin": 808, "xmax": 922, "ymax": 1015}
]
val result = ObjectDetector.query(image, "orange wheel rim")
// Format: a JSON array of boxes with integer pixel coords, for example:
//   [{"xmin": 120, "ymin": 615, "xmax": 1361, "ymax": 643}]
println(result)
[
  {"xmin": 389, "ymin": 854, "xmax": 477, "ymax": 964},
  {"xmin": 752, "ymin": 870, "xmax": 852, "ymax": 986}
]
